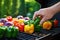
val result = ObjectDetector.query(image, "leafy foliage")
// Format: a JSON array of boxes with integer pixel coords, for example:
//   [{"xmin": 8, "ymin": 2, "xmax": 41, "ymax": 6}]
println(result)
[{"xmin": 0, "ymin": 0, "xmax": 41, "ymax": 18}]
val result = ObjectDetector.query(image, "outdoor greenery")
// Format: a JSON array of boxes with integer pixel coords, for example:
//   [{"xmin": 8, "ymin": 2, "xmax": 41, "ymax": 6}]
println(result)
[{"xmin": 0, "ymin": 0, "xmax": 41, "ymax": 18}]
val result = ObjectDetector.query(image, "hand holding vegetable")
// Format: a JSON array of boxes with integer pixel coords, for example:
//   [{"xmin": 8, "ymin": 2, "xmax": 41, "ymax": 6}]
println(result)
[
  {"xmin": 34, "ymin": 17, "xmax": 42, "ymax": 32},
  {"xmin": 33, "ymin": 2, "xmax": 60, "ymax": 25}
]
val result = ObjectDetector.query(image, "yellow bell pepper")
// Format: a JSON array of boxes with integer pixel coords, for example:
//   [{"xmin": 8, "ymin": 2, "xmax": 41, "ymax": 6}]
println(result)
[
  {"xmin": 24, "ymin": 24, "xmax": 34, "ymax": 34},
  {"xmin": 13, "ymin": 18, "xmax": 18, "ymax": 21},
  {"xmin": 18, "ymin": 19, "xmax": 24, "ymax": 23}
]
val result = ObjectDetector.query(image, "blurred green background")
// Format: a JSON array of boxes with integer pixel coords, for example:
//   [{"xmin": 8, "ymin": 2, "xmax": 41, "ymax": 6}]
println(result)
[{"xmin": 0, "ymin": 0, "xmax": 41, "ymax": 18}]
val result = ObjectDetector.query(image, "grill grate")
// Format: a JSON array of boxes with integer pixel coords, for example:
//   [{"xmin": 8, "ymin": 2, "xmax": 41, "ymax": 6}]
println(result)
[{"xmin": 0, "ymin": 27, "xmax": 60, "ymax": 40}]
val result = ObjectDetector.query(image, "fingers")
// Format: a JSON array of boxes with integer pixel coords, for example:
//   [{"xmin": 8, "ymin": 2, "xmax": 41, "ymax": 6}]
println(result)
[
  {"xmin": 33, "ymin": 11, "xmax": 39, "ymax": 20},
  {"xmin": 40, "ymin": 17, "xmax": 48, "ymax": 25},
  {"xmin": 33, "ymin": 11, "xmax": 42, "ymax": 20}
]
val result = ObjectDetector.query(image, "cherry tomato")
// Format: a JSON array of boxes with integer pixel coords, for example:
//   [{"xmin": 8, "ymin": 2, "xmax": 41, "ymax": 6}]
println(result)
[
  {"xmin": 7, "ymin": 16, "xmax": 12, "ymax": 21},
  {"xmin": 0, "ymin": 22, "xmax": 4, "ymax": 26},
  {"xmin": 54, "ymin": 19, "xmax": 58, "ymax": 28}
]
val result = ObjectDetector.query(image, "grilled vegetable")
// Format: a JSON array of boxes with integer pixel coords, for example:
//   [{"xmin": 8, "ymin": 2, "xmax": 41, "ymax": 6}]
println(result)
[
  {"xmin": 34, "ymin": 17, "xmax": 42, "ymax": 32},
  {"xmin": 4, "ymin": 22, "xmax": 13, "ymax": 26},
  {"xmin": 24, "ymin": 24, "xmax": 34, "ymax": 34},
  {"xmin": 18, "ymin": 19, "xmax": 24, "ymax": 23},
  {"xmin": 43, "ymin": 21, "xmax": 52, "ymax": 30},
  {"xmin": 0, "ymin": 22, "xmax": 4, "ymax": 26},
  {"xmin": 54, "ymin": 19, "xmax": 58, "ymax": 28},
  {"xmin": 24, "ymin": 20, "xmax": 34, "ymax": 25},
  {"xmin": 10, "ymin": 26, "xmax": 19, "ymax": 38},
  {"xmin": 18, "ymin": 23, "xmax": 24, "ymax": 32},
  {"xmin": 6, "ymin": 27, "xmax": 12, "ymax": 38},
  {"xmin": 34, "ymin": 25, "xmax": 42, "ymax": 32},
  {"xmin": 34, "ymin": 17, "xmax": 41, "ymax": 26},
  {"xmin": 0, "ymin": 27, "xmax": 6, "ymax": 38},
  {"xmin": 6, "ymin": 16, "xmax": 12, "ymax": 21}
]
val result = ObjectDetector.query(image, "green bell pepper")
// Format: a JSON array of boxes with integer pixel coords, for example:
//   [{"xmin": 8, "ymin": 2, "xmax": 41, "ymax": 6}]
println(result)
[
  {"xmin": 24, "ymin": 17, "xmax": 42, "ymax": 32},
  {"xmin": 6, "ymin": 27, "xmax": 12, "ymax": 38},
  {"xmin": 0, "ymin": 26, "xmax": 6, "ymax": 38},
  {"xmin": 34, "ymin": 17, "xmax": 42, "ymax": 32},
  {"xmin": 34, "ymin": 25, "xmax": 42, "ymax": 32},
  {"xmin": 11, "ymin": 26, "xmax": 19, "ymax": 38},
  {"xmin": 6, "ymin": 26, "xmax": 19, "ymax": 38},
  {"xmin": 24, "ymin": 20, "xmax": 34, "ymax": 25},
  {"xmin": 34, "ymin": 17, "xmax": 41, "ymax": 26}
]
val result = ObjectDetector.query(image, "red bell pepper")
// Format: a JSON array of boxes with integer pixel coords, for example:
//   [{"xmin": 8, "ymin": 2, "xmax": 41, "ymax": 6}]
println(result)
[
  {"xmin": 18, "ymin": 23, "xmax": 24, "ymax": 32},
  {"xmin": 54, "ymin": 19, "xmax": 58, "ymax": 28},
  {"xmin": 13, "ymin": 20, "xmax": 19, "ymax": 26},
  {"xmin": 14, "ymin": 23, "xmax": 20, "ymax": 27},
  {"xmin": 14, "ymin": 22, "xmax": 24, "ymax": 32}
]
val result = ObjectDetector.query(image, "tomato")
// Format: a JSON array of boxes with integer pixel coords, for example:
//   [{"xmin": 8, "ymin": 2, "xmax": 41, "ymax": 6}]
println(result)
[
  {"xmin": 54, "ymin": 19, "xmax": 58, "ymax": 28},
  {"xmin": 0, "ymin": 22, "xmax": 4, "ymax": 26},
  {"xmin": 6, "ymin": 16, "xmax": 12, "ymax": 21}
]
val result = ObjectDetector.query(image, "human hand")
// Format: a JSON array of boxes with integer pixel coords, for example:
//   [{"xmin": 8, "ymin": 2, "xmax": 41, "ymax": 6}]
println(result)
[{"xmin": 33, "ymin": 7, "xmax": 55, "ymax": 25}]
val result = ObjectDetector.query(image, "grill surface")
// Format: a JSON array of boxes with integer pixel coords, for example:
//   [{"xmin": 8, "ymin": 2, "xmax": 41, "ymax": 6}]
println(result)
[{"xmin": 0, "ymin": 27, "xmax": 60, "ymax": 40}]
